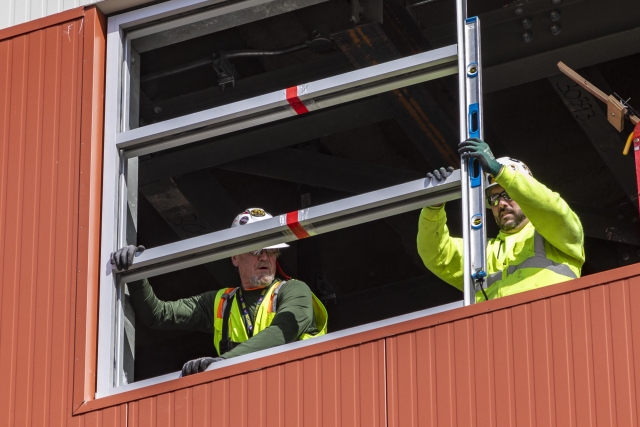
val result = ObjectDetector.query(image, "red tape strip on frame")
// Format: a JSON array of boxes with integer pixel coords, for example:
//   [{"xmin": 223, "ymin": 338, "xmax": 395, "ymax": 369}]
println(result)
[
  {"xmin": 285, "ymin": 86, "xmax": 310, "ymax": 115},
  {"xmin": 286, "ymin": 211, "xmax": 311, "ymax": 239}
]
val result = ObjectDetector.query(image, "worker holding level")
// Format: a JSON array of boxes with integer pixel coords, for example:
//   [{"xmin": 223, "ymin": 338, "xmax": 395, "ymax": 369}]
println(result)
[
  {"xmin": 417, "ymin": 138, "xmax": 584, "ymax": 301},
  {"xmin": 111, "ymin": 208, "xmax": 328, "ymax": 376}
]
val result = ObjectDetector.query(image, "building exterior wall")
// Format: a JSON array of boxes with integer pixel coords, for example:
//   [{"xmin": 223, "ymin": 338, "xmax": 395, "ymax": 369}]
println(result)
[
  {"xmin": 0, "ymin": 6, "xmax": 108, "ymax": 426},
  {"xmin": 3, "ymin": 5, "xmax": 640, "ymax": 426},
  {"xmin": 0, "ymin": 0, "xmax": 100, "ymax": 31}
]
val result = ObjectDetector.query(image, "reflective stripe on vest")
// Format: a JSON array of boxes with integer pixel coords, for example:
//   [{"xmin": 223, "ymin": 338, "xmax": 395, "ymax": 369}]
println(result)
[{"xmin": 485, "ymin": 231, "xmax": 577, "ymax": 288}]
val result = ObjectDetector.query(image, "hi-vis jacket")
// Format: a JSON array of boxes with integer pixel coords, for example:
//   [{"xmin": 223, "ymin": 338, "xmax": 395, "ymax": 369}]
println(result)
[
  {"xmin": 417, "ymin": 165, "xmax": 584, "ymax": 302},
  {"xmin": 213, "ymin": 280, "xmax": 328, "ymax": 356}
]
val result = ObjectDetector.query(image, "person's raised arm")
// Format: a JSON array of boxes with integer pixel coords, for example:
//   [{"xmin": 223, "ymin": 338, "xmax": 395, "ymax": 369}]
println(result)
[
  {"xmin": 495, "ymin": 165, "xmax": 584, "ymax": 262},
  {"xmin": 417, "ymin": 167, "xmax": 465, "ymax": 290}
]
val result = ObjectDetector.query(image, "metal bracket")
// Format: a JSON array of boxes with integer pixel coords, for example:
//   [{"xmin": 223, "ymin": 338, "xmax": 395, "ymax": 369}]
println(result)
[
  {"xmin": 212, "ymin": 53, "xmax": 237, "ymax": 90},
  {"xmin": 351, "ymin": 0, "xmax": 383, "ymax": 25}
]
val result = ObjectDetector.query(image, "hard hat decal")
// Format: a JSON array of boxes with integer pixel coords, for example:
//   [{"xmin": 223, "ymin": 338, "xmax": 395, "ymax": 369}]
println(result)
[
  {"xmin": 250, "ymin": 209, "xmax": 266, "ymax": 217},
  {"xmin": 239, "ymin": 216, "xmax": 249, "ymax": 225}
]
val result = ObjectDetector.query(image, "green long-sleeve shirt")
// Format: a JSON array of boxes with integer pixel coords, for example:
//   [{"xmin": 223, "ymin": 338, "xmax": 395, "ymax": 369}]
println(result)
[{"xmin": 127, "ymin": 278, "xmax": 318, "ymax": 359}]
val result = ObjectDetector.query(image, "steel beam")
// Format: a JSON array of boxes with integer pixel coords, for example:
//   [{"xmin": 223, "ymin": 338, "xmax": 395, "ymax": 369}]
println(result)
[
  {"xmin": 217, "ymin": 148, "xmax": 424, "ymax": 193},
  {"xmin": 571, "ymin": 203, "xmax": 640, "ymax": 247},
  {"xmin": 140, "ymin": 53, "xmax": 354, "ymax": 125},
  {"xmin": 548, "ymin": 69, "xmax": 637, "ymax": 205},
  {"xmin": 138, "ymin": 173, "xmax": 242, "ymax": 286},
  {"xmin": 334, "ymin": 23, "xmax": 459, "ymax": 168},
  {"xmin": 138, "ymin": 96, "xmax": 394, "ymax": 185},
  {"xmin": 485, "ymin": 26, "xmax": 640, "ymax": 93},
  {"xmin": 130, "ymin": 0, "xmax": 331, "ymax": 53}
]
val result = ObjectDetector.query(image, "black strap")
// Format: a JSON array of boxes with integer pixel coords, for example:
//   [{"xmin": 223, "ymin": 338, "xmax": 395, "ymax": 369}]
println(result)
[{"xmin": 219, "ymin": 288, "xmax": 239, "ymax": 355}]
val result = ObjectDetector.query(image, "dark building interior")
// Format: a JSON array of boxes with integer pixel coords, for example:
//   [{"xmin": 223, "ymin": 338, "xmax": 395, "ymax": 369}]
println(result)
[{"xmin": 124, "ymin": 0, "xmax": 640, "ymax": 380}]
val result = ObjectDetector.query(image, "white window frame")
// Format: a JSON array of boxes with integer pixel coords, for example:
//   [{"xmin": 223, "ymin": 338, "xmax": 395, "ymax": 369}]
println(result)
[{"xmin": 98, "ymin": 0, "xmax": 467, "ymax": 399}]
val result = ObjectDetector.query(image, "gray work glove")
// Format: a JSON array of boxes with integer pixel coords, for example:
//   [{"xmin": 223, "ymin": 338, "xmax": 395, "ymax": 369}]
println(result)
[
  {"xmin": 181, "ymin": 356, "xmax": 225, "ymax": 376},
  {"xmin": 110, "ymin": 245, "xmax": 145, "ymax": 270},
  {"xmin": 426, "ymin": 166, "xmax": 454, "ymax": 182},
  {"xmin": 458, "ymin": 138, "xmax": 503, "ymax": 176}
]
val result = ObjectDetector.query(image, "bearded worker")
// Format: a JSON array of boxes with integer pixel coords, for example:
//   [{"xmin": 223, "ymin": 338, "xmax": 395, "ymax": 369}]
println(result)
[
  {"xmin": 111, "ymin": 208, "xmax": 328, "ymax": 376},
  {"xmin": 417, "ymin": 138, "xmax": 585, "ymax": 302}
]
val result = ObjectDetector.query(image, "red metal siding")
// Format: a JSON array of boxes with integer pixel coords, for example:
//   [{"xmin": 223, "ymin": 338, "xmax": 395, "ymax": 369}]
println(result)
[
  {"xmin": 126, "ymin": 342, "xmax": 386, "ymax": 427},
  {"xmin": 107, "ymin": 274, "xmax": 640, "ymax": 427},
  {"xmin": 0, "ymin": 7, "xmax": 110, "ymax": 427},
  {"xmin": 0, "ymin": 17, "xmax": 82, "ymax": 426},
  {"xmin": 382, "ymin": 278, "xmax": 640, "ymax": 427}
]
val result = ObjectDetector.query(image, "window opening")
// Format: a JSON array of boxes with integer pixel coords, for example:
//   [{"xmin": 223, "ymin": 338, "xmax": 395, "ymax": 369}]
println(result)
[{"xmin": 99, "ymin": 0, "xmax": 468, "ymax": 398}]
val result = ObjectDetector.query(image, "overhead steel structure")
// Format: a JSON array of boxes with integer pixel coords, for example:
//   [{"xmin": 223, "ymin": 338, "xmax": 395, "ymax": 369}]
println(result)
[{"xmin": 98, "ymin": 0, "xmax": 485, "ymax": 397}]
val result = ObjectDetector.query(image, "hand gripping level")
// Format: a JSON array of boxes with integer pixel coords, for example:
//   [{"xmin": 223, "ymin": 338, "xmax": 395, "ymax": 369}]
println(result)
[{"xmin": 460, "ymin": 17, "xmax": 488, "ymax": 304}]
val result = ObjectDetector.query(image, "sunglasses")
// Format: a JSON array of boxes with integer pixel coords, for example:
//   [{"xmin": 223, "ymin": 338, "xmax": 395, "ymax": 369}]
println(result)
[
  {"xmin": 250, "ymin": 248, "xmax": 280, "ymax": 256},
  {"xmin": 487, "ymin": 191, "xmax": 512, "ymax": 206}
]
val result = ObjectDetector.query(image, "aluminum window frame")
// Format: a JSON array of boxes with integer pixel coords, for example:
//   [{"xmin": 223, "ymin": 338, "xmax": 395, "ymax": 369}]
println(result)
[{"xmin": 98, "ymin": 0, "xmax": 465, "ymax": 399}]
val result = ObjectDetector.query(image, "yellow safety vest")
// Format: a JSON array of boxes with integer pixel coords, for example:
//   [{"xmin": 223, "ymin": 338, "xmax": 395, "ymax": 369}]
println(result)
[
  {"xmin": 212, "ymin": 280, "xmax": 328, "ymax": 356},
  {"xmin": 417, "ymin": 166, "xmax": 584, "ymax": 302}
]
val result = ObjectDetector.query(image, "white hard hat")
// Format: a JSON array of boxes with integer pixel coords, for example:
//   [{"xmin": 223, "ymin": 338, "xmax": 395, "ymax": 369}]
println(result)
[
  {"xmin": 485, "ymin": 157, "xmax": 532, "ymax": 193},
  {"xmin": 231, "ymin": 208, "xmax": 289, "ymax": 249},
  {"xmin": 485, "ymin": 157, "xmax": 533, "ymax": 208}
]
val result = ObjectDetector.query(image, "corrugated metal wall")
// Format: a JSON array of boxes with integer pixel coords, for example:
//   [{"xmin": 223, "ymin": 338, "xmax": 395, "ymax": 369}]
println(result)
[
  {"xmin": 385, "ymin": 278, "xmax": 640, "ymax": 427},
  {"xmin": 0, "ymin": 7, "xmax": 111, "ymax": 427},
  {"xmin": 0, "ymin": 0, "xmax": 99, "ymax": 31},
  {"xmin": 127, "ymin": 342, "xmax": 386, "ymax": 427}
]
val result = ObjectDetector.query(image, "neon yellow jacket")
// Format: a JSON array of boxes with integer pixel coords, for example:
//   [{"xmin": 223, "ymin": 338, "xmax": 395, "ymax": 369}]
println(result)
[
  {"xmin": 213, "ymin": 280, "xmax": 328, "ymax": 356},
  {"xmin": 417, "ymin": 166, "xmax": 584, "ymax": 302}
]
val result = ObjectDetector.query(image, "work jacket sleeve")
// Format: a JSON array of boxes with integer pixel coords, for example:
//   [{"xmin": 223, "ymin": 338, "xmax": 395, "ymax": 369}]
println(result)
[
  {"xmin": 127, "ymin": 279, "xmax": 215, "ymax": 334},
  {"xmin": 221, "ymin": 280, "xmax": 316, "ymax": 359},
  {"xmin": 495, "ymin": 166, "xmax": 585, "ymax": 263},
  {"xmin": 417, "ymin": 206, "xmax": 465, "ymax": 290}
]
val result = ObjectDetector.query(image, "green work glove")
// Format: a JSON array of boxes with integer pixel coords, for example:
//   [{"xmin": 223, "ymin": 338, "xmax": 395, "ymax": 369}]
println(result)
[{"xmin": 458, "ymin": 138, "xmax": 503, "ymax": 177}]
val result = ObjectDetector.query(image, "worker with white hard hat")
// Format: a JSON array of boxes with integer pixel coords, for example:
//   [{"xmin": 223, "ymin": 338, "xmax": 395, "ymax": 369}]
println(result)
[
  {"xmin": 417, "ymin": 138, "xmax": 585, "ymax": 301},
  {"xmin": 111, "ymin": 208, "xmax": 327, "ymax": 376}
]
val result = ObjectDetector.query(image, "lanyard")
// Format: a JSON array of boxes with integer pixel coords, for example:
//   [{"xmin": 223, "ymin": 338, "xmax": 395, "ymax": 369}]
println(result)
[{"xmin": 236, "ymin": 282, "xmax": 277, "ymax": 337}]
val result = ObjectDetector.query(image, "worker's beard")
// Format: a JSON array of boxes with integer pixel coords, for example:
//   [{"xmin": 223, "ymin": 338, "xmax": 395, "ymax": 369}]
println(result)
[
  {"xmin": 250, "ymin": 272, "xmax": 274, "ymax": 288},
  {"xmin": 495, "ymin": 206, "xmax": 527, "ymax": 232}
]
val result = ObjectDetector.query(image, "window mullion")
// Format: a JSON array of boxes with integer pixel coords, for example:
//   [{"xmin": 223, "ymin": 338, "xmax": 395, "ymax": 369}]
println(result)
[
  {"xmin": 115, "ymin": 46, "xmax": 458, "ymax": 157},
  {"xmin": 117, "ymin": 172, "xmax": 462, "ymax": 282}
]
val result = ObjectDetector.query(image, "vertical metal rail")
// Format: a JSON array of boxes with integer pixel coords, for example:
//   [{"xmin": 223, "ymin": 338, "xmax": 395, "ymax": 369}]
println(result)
[{"xmin": 458, "ymin": 7, "xmax": 488, "ymax": 305}]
